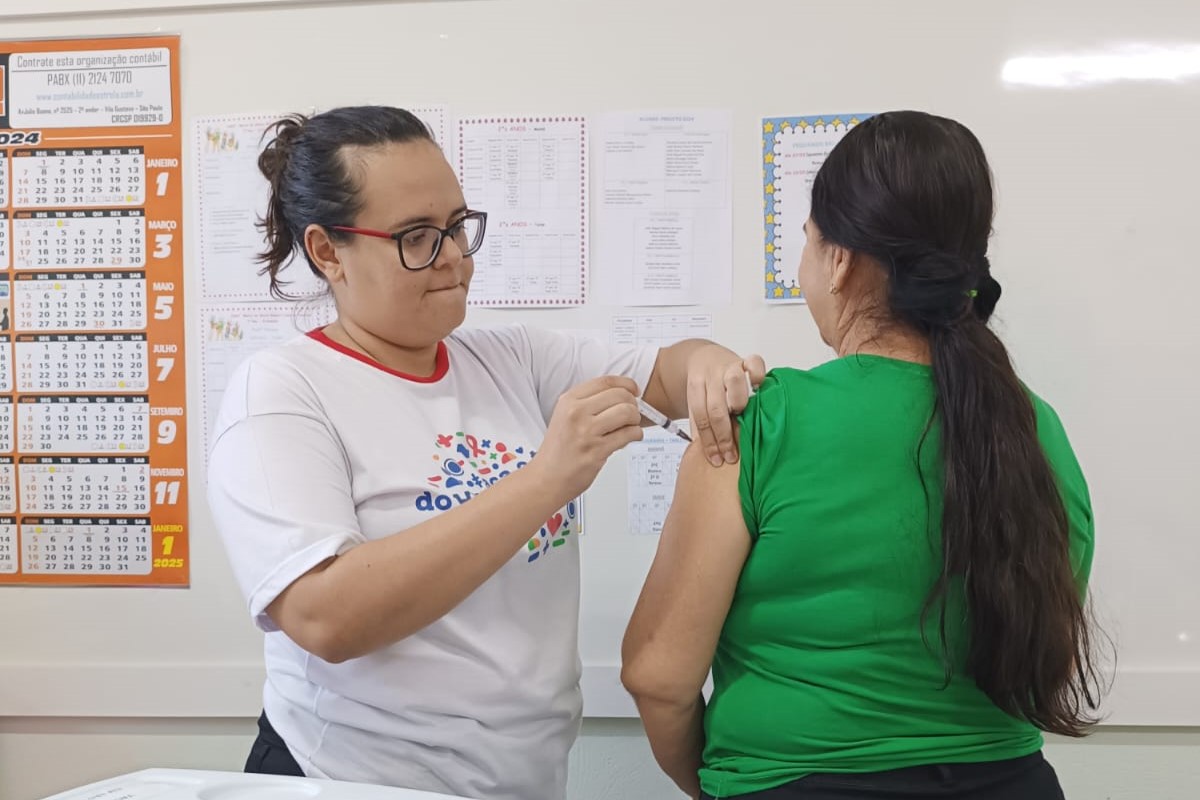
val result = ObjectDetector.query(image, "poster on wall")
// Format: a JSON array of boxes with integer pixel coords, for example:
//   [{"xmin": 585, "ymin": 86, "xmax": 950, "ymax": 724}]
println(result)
[
  {"xmin": 199, "ymin": 301, "xmax": 334, "ymax": 462},
  {"xmin": 762, "ymin": 113, "xmax": 872, "ymax": 303},
  {"xmin": 591, "ymin": 110, "xmax": 733, "ymax": 307},
  {"xmin": 457, "ymin": 116, "xmax": 588, "ymax": 307},
  {"xmin": 194, "ymin": 107, "xmax": 447, "ymax": 304},
  {"xmin": 0, "ymin": 35, "xmax": 189, "ymax": 586}
]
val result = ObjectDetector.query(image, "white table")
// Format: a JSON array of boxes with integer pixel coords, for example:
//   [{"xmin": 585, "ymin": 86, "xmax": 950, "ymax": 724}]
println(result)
[{"xmin": 39, "ymin": 768, "xmax": 471, "ymax": 800}]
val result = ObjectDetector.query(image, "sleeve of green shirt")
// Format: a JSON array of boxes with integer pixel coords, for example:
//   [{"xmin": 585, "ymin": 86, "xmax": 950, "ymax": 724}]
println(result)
[
  {"xmin": 737, "ymin": 370, "xmax": 791, "ymax": 542},
  {"xmin": 1032, "ymin": 394, "xmax": 1096, "ymax": 598}
]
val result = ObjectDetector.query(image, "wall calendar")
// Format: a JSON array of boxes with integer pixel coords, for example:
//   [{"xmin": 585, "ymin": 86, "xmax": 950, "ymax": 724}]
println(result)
[{"xmin": 0, "ymin": 35, "xmax": 188, "ymax": 586}]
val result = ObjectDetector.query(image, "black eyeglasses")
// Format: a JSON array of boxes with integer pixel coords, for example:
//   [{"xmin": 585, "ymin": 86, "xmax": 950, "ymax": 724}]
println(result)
[{"xmin": 330, "ymin": 210, "xmax": 488, "ymax": 271}]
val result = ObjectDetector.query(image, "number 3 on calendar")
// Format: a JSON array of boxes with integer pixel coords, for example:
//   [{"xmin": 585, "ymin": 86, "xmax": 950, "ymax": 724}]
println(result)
[{"xmin": 152, "ymin": 234, "xmax": 173, "ymax": 259}]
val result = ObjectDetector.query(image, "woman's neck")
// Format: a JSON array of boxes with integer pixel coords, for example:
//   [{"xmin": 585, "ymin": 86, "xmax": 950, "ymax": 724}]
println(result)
[{"xmin": 834, "ymin": 320, "xmax": 931, "ymax": 365}]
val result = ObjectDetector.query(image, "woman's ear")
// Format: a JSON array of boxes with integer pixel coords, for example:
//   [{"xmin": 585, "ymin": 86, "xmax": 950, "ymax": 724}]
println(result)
[
  {"xmin": 304, "ymin": 224, "xmax": 345, "ymax": 284},
  {"xmin": 828, "ymin": 243, "xmax": 855, "ymax": 294}
]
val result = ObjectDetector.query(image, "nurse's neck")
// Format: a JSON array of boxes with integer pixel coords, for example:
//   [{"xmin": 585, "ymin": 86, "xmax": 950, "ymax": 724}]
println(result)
[{"xmin": 323, "ymin": 319, "xmax": 442, "ymax": 378}]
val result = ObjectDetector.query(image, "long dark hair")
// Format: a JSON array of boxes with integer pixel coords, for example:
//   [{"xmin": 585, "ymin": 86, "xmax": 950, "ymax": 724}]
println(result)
[
  {"xmin": 810, "ymin": 111, "xmax": 1102, "ymax": 736},
  {"xmin": 256, "ymin": 105, "xmax": 434, "ymax": 299}
]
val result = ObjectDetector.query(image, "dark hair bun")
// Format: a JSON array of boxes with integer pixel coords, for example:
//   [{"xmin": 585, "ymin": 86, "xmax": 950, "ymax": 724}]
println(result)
[{"xmin": 258, "ymin": 114, "xmax": 307, "ymax": 185}]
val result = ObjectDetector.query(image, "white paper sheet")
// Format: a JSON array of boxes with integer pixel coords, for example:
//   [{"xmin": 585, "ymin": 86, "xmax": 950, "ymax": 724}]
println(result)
[
  {"xmin": 457, "ymin": 116, "xmax": 588, "ymax": 307},
  {"xmin": 199, "ymin": 301, "xmax": 334, "ymax": 459},
  {"xmin": 194, "ymin": 114, "xmax": 325, "ymax": 302},
  {"xmin": 195, "ymin": 108, "xmax": 447, "ymax": 303},
  {"xmin": 611, "ymin": 312, "xmax": 712, "ymax": 348},
  {"xmin": 593, "ymin": 110, "xmax": 732, "ymax": 307},
  {"xmin": 412, "ymin": 105, "xmax": 449, "ymax": 151},
  {"xmin": 626, "ymin": 426, "xmax": 689, "ymax": 536}
]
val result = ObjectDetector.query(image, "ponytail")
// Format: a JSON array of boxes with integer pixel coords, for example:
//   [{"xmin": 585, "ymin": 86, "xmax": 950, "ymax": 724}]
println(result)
[
  {"xmin": 915, "ymin": 261, "xmax": 1101, "ymax": 736},
  {"xmin": 257, "ymin": 115, "xmax": 307, "ymax": 299},
  {"xmin": 810, "ymin": 110, "xmax": 1103, "ymax": 736}
]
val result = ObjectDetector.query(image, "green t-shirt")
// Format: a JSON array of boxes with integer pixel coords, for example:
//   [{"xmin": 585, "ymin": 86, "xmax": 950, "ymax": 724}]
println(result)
[{"xmin": 699, "ymin": 356, "xmax": 1094, "ymax": 798}]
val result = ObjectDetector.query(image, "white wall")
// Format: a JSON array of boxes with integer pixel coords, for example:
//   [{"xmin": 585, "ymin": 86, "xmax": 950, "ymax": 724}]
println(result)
[{"xmin": 2, "ymin": 717, "xmax": 1199, "ymax": 800}]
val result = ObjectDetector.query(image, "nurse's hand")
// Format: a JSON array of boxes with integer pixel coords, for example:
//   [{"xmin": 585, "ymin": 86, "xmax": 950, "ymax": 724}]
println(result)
[
  {"xmin": 535, "ymin": 375, "xmax": 644, "ymax": 498},
  {"xmin": 686, "ymin": 347, "xmax": 767, "ymax": 466}
]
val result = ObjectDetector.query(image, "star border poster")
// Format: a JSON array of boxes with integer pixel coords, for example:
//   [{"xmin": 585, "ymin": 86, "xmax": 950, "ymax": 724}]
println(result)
[{"xmin": 762, "ymin": 113, "xmax": 872, "ymax": 303}]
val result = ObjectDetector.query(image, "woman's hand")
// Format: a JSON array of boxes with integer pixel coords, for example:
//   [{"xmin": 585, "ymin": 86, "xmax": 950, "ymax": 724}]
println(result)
[
  {"xmin": 686, "ymin": 346, "xmax": 766, "ymax": 466},
  {"xmin": 533, "ymin": 375, "xmax": 645, "ymax": 498}
]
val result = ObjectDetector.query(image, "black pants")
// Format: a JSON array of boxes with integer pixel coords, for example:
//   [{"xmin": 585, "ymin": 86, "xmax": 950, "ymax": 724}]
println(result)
[
  {"xmin": 245, "ymin": 710, "xmax": 305, "ymax": 777},
  {"xmin": 702, "ymin": 751, "xmax": 1065, "ymax": 799}
]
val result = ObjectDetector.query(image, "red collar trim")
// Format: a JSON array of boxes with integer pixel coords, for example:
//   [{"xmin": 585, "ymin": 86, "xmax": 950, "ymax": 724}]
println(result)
[{"xmin": 306, "ymin": 328, "xmax": 450, "ymax": 383}]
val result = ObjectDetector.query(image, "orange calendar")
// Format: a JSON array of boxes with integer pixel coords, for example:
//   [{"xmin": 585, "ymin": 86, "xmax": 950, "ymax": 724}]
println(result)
[{"xmin": 0, "ymin": 35, "xmax": 188, "ymax": 586}]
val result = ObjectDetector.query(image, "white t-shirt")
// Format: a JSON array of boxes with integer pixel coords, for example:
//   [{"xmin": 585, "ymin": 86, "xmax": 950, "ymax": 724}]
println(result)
[{"xmin": 207, "ymin": 324, "xmax": 657, "ymax": 800}]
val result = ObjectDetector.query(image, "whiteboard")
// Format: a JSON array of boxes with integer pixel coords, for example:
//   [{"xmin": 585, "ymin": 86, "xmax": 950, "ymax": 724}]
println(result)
[{"xmin": 0, "ymin": 0, "xmax": 1197, "ymax": 725}]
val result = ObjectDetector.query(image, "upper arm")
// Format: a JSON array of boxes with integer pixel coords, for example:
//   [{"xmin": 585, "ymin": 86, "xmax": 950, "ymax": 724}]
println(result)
[
  {"xmin": 519, "ymin": 326, "xmax": 658, "ymax": 422},
  {"xmin": 622, "ymin": 445, "xmax": 752, "ymax": 701},
  {"xmin": 207, "ymin": 361, "xmax": 365, "ymax": 632}
]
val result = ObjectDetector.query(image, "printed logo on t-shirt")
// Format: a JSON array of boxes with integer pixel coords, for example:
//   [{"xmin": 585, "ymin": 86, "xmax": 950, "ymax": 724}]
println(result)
[{"xmin": 420, "ymin": 431, "xmax": 579, "ymax": 563}]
